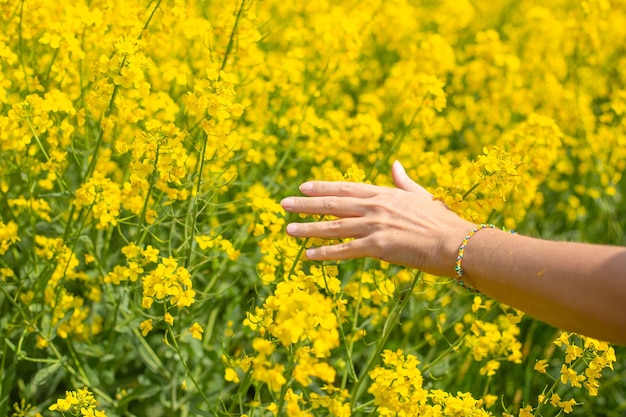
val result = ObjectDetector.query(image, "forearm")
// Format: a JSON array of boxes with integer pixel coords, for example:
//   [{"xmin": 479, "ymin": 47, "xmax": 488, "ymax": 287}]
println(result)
[{"xmin": 460, "ymin": 228, "xmax": 626, "ymax": 344}]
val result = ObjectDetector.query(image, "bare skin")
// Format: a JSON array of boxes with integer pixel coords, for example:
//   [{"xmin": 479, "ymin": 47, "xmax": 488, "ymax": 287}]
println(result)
[{"xmin": 280, "ymin": 161, "xmax": 626, "ymax": 345}]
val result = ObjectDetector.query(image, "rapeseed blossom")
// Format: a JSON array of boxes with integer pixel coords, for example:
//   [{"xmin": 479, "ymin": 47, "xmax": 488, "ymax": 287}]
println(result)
[
  {"xmin": 74, "ymin": 172, "xmax": 122, "ymax": 229},
  {"xmin": 0, "ymin": 221, "xmax": 19, "ymax": 254},
  {"xmin": 142, "ymin": 257, "xmax": 195, "ymax": 309},
  {"xmin": 1, "ymin": 0, "xmax": 624, "ymax": 415},
  {"xmin": 368, "ymin": 349, "xmax": 490, "ymax": 416},
  {"xmin": 49, "ymin": 388, "xmax": 106, "ymax": 416}
]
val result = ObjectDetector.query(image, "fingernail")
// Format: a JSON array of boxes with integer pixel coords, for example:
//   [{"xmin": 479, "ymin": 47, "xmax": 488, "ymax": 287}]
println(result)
[
  {"xmin": 299, "ymin": 182, "xmax": 313, "ymax": 192},
  {"xmin": 286, "ymin": 223, "xmax": 298, "ymax": 234},
  {"xmin": 393, "ymin": 160, "xmax": 406, "ymax": 173},
  {"xmin": 281, "ymin": 198, "xmax": 294, "ymax": 210},
  {"xmin": 305, "ymin": 248, "xmax": 317, "ymax": 258}
]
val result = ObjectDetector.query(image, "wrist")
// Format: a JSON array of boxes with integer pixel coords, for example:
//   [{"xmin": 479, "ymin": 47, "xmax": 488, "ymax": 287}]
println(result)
[
  {"xmin": 441, "ymin": 220, "xmax": 478, "ymax": 277},
  {"xmin": 453, "ymin": 224, "xmax": 498, "ymax": 291}
]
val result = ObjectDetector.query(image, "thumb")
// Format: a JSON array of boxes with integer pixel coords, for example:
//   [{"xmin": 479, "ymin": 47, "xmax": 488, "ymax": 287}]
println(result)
[{"xmin": 391, "ymin": 160, "xmax": 431, "ymax": 195}]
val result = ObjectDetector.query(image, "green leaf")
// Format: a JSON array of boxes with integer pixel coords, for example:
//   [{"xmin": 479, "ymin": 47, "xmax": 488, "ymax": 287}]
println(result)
[
  {"xmin": 33, "ymin": 361, "xmax": 63, "ymax": 386},
  {"xmin": 116, "ymin": 384, "xmax": 161, "ymax": 409},
  {"xmin": 0, "ymin": 350, "xmax": 17, "ymax": 417}
]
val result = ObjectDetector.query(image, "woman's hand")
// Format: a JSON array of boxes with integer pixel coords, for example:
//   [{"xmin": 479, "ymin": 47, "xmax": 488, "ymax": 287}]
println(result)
[
  {"xmin": 281, "ymin": 161, "xmax": 626, "ymax": 344},
  {"xmin": 280, "ymin": 161, "xmax": 476, "ymax": 276}
]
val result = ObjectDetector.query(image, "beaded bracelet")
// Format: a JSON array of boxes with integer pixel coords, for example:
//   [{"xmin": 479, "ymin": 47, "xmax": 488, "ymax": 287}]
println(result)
[{"xmin": 454, "ymin": 224, "xmax": 496, "ymax": 292}]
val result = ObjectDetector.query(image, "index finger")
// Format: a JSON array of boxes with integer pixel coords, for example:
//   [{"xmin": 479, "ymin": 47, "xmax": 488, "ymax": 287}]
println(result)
[{"xmin": 298, "ymin": 181, "xmax": 386, "ymax": 198}]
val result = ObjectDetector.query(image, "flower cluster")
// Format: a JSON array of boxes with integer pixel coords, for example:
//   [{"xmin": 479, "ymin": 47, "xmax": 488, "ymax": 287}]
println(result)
[
  {"xmin": 141, "ymin": 257, "xmax": 195, "ymax": 310},
  {"xmin": 49, "ymin": 387, "xmax": 106, "ymax": 417},
  {"xmin": 525, "ymin": 332, "xmax": 617, "ymax": 415},
  {"xmin": 368, "ymin": 349, "xmax": 490, "ymax": 416},
  {"xmin": 0, "ymin": 221, "xmax": 19, "ymax": 255},
  {"xmin": 1, "ymin": 0, "xmax": 625, "ymax": 415},
  {"xmin": 74, "ymin": 172, "xmax": 122, "ymax": 229}
]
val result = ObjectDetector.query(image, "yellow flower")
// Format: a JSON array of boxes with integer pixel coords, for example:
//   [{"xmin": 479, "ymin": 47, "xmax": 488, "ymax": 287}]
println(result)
[
  {"xmin": 560, "ymin": 364, "xmax": 584, "ymax": 387},
  {"xmin": 558, "ymin": 398, "xmax": 578, "ymax": 414},
  {"xmin": 141, "ymin": 257, "xmax": 196, "ymax": 309},
  {"xmin": 518, "ymin": 405, "xmax": 534, "ymax": 417},
  {"xmin": 565, "ymin": 344, "xmax": 583, "ymax": 364},
  {"xmin": 0, "ymin": 221, "xmax": 19, "ymax": 255},
  {"xmin": 252, "ymin": 338, "xmax": 276, "ymax": 357},
  {"xmin": 189, "ymin": 322, "xmax": 203, "ymax": 340},
  {"xmin": 533, "ymin": 359, "xmax": 548, "ymax": 374},
  {"xmin": 479, "ymin": 359, "xmax": 501, "ymax": 376},
  {"xmin": 74, "ymin": 172, "xmax": 122, "ymax": 230},
  {"xmin": 49, "ymin": 387, "xmax": 104, "ymax": 415},
  {"xmin": 36, "ymin": 335, "xmax": 49, "ymax": 350},
  {"xmin": 225, "ymin": 367, "xmax": 240, "ymax": 383},
  {"xmin": 140, "ymin": 319, "xmax": 153, "ymax": 337},
  {"xmin": 483, "ymin": 394, "xmax": 497, "ymax": 408}
]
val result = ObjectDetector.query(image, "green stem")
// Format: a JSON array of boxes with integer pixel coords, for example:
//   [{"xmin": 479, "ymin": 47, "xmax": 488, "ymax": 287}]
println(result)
[
  {"xmin": 132, "ymin": 327, "xmax": 172, "ymax": 378},
  {"xmin": 533, "ymin": 354, "xmax": 583, "ymax": 416},
  {"xmin": 18, "ymin": 0, "xmax": 29, "ymax": 89},
  {"xmin": 25, "ymin": 111, "xmax": 50, "ymax": 161},
  {"xmin": 267, "ymin": 63, "xmax": 332, "ymax": 192},
  {"xmin": 185, "ymin": 0, "xmax": 248, "ymax": 267},
  {"xmin": 321, "ymin": 264, "xmax": 359, "ymax": 388},
  {"xmin": 366, "ymin": 100, "xmax": 424, "ymax": 183},
  {"xmin": 420, "ymin": 331, "xmax": 469, "ymax": 375},
  {"xmin": 286, "ymin": 237, "xmax": 309, "ymax": 279},
  {"xmin": 136, "ymin": 145, "xmax": 160, "ymax": 243},
  {"xmin": 83, "ymin": 82, "xmax": 120, "ymax": 179},
  {"xmin": 43, "ymin": 47, "xmax": 59, "ymax": 84},
  {"xmin": 62, "ymin": 0, "xmax": 161, "ymax": 244},
  {"xmin": 166, "ymin": 326, "xmax": 216, "ymax": 413},
  {"xmin": 275, "ymin": 344, "xmax": 300, "ymax": 417},
  {"xmin": 47, "ymin": 341, "xmax": 115, "ymax": 406},
  {"xmin": 267, "ymin": 132, "xmax": 299, "ymax": 193},
  {"xmin": 0, "ymin": 285, "xmax": 115, "ymax": 406},
  {"xmin": 185, "ymin": 130, "xmax": 209, "ymax": 269},
  {"xmin": 139, "ymin": 0, "xmax": 163, "ymax": 40},
  {"xmin": 349, "ymin": 271, "xmax": 421, "ymax": 410},
  {"xmin": 220, "ymin": 0, "xmax": 248, "ymax": 73},
  {"xmin": 462, "ymin": 181, "xmax": 482, "ymax": 200},
  {"xmin": 24, "ymin": 109, "xmax": 72, "ymax": 193},
  {"xmin": 64, "ymin": 339, "xmax": 92, "ymax": 386}
]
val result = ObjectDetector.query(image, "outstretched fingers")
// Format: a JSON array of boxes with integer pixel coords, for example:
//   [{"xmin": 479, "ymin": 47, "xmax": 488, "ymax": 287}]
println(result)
[
  {"xmin": 298, "ymin": 181, "xmax": 382, "ymax": 198},
  {"xmin": 304, "ymin": 238, "xmax": 374, "ymax": 262},
  {"xmin": 281, "ymin": 195, "xmax": 369, "ymax": 218},
  {"xmin": 286, "ymin": 217, "xmax": 367, "ymax": 240}
]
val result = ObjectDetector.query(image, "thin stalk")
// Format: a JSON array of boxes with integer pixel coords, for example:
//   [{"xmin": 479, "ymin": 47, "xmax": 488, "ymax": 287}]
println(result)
[
  {"xmin": 533, "ymin": 355, "xmax": 583, "ymax": 416},
  {"xmin": 136, "ymin": 146, "xmax": 160, "ymax": 243},
  {"xmin": 320, "ymin": 264, "xmax": 359, "ymax": 387},
  {"xmin": 185, "ymin": 131, "xmax": 209, "ymax": 269},
  {"xmin": 18, "ymin": 0, "xmax": 29, "ymax": 88},
  {"xmin": 166, "ymin": 327, "xmax": 216, "ymax": 413},
  {"xmin": 24, "ymin": 110, "xmax": 72, "ymax": 193},
  {"xmin": 139, "ymin": 0, "xmax": 163, "ymax": 40},
  {"xmin": 275, "ymin": 344, "xmax": 300, "ymax": 417},
  {"xmin": 420, "ymin": 331, "xmax": 469, "ymax": 375},
  {"xmin": 83, "ymin": 81, "xmax": 120, "ymax": 180},
  {"xmin": 266, "ymin": 62, "xmax": 332, "ymax": 192},
  {"xmin": 0, "ymin": 285, "xmax": 115, "ymax": 405},
  {"xmin": 349, "ymin": 271, "xmax": 421, "ymax": 410},
  {"xmin": 64, "ymin": 339, "xmax": 92, "ymax": 387},
  {"xmin": 186, "ymin": 0, "xmax": 247, "ymax": 268},
  {"xmin": 47, "ymin": 340, "xmax": 115, "ymax": 406},
  {"xmin": 220, "ymin": 0, "xmax": 248, "ymax": 73},
  {"xmin": 62, "ymin": 0, "xmax": 160, "ymax": 242},
  {"xmin": 43, "ymin": 47, "xmax": 59, "ymax": 84}
]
